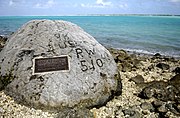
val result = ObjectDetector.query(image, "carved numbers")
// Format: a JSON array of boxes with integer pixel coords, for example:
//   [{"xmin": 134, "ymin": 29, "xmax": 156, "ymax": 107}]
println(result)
[
  {"xmin": 54, "ymin": 33, "xmax": 104, "ymax": 72},
  {"xmin": 75, "ymin": 48, "xmax": 103, "ymax": 72},
  {"xmin": 96, "ymin": 59, "xmax": 103, "ymax": 67}
]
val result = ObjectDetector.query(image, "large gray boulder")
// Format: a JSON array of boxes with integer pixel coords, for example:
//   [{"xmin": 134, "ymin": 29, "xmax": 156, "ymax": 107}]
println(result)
[{"xmin": 0, "ymin": 20, "xmax": 121, "ymax": 111}]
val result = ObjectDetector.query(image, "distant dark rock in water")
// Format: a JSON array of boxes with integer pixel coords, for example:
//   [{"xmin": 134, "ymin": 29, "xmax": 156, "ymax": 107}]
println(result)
[
  {"xmin": 156, "ymin": 63, "xmax": 170, "ymax": 70},
  {"xmin": 0, "ymin": 20, "xmax": 121, "ymax": 112},
  {"xmin": 154, "ymin": 53, "xmax": 161, "ymax": 57}
]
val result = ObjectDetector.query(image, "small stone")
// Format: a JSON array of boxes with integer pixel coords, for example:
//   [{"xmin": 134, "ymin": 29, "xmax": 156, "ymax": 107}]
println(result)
[
  {"xmin": 123, "ymin": 109, "xmax": 135, "ymax": 116},
  {"xmin": 156, "ymin": 63, "xmax": 170, "ymax": 70},
  {"xmin": 117, "ymin": 50, "xmax": 128, "ymax": 62},
  {"xmin": 158, "ymin": 104, "xmax": 167, "ymax": 113},
  {"xmin": 142, "ymin": 110, "xmax": 149, "ymax": 115},
  {"xmin": 129, "ymin": 75, "xmax": 144, "ymax": 84},
  {"xmin": 140, "ymin": 102, "xmax": 154, "ymax": 112},
  {"xmin": 173, "ymin": 67, "xmax": 180, "ymax": 74},
  {"xmin": 177, "ymin": 104, "xmax": 180, "ymax": 111},
  {"xmin": 139, "ymin": 87, "xmax": 154, "ymax": 99},
  {"xmin": 123, "ymin": 109, "xmax": 141, "ymax": 118},
  {"xmin": 164, "ymin": 57, "xmax": 175, "ymax": 62},
  {"xmin": 153, "ymin": 100, "xmax": 164, "ymax": 107},
  {"xmin": 122, "ymin": 61, "xmax": 133, "ymax": 72},
  {"xmin": 0, "ymin": 107, "xmax": 4, "ymax": 113},
  {"xmin": 148, "ymin": 64, "xmax": 154, "ymax": 71},
  {"xmin": 132, "ymin": 59, "xmax": 141, "ymax": 69}
]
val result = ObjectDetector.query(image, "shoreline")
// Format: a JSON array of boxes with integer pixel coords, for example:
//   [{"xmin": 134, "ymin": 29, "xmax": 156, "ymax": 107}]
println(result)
[{"xmin": 106, "ymin": 46, "xmax": 180, "ymax": 60}]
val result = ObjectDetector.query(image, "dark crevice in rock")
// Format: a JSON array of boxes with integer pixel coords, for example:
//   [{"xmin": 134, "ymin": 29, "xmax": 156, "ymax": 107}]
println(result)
[
  {"xmin": 114, "ymin": 72, "xmax": 122, "ymax": 96},
  {"xmin": 17, "ymin": 50, "xmax": 34, "ymax": 58},
  {"xmin": 0, "ymin": 71, "xmax": 15, "ymax": 91},
  {"xmin": 0, "ymin": 35, "xmax": 8, "ymax": 51},
  {"xmin": 29, "ymin": 75, "xmax": 38, "ymax": 81}
]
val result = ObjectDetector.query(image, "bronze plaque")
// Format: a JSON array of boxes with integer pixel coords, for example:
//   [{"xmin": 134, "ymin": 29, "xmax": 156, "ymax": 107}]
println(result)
[{"xmin": 34, "ymin": 56, "xmax": 69, "ymax": 74}]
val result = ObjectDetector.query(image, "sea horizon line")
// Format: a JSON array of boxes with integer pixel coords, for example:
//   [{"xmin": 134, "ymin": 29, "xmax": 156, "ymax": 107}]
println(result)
[{"xmin": 0, "ymin": 14, "xmax": 180, "ymax": 17}]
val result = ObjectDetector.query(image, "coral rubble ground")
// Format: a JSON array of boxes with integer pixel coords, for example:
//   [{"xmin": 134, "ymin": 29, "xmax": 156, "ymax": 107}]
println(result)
[{"xmin": 0, "ymin": 36, "xmax": 180, "ymax": 118}]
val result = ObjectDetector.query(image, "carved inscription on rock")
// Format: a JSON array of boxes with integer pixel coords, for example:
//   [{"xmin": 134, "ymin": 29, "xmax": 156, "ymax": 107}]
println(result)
[
  {"xmin": 33, "ymin": 56, "xmax": 69, "ymax": 74},
  {"xmin": 54, "ymin": 33, "xmax": 106, "ymax": 72},
  {"xmin": 75, "ymin": 48, "xmax": 104, "ymax": 72}
]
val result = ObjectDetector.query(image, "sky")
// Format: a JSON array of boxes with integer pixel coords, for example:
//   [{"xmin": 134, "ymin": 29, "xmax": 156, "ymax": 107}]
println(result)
[{"xmin": 0, "ymin": 0, "xmax": 180, "ymax": 16}]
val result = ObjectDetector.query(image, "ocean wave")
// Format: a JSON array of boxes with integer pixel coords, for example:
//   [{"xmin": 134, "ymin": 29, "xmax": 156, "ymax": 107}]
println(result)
[{"xmin": 118, "ymin": 48, "xmax": 180, "ymax": 58}]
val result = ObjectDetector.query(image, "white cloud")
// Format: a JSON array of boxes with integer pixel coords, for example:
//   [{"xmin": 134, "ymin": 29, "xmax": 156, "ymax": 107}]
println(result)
[
  {"xmin": 35, "ymin": 0, "xmax": 55, "ymax": 9},
  {"xmin": 8, "ymin": 0, "xmax": 22, "ymax": 6},
  {"xmin": 96, "ymin": 0, "xmax": 112, "ymax": 6},
  {"xmin": 118, "ymin": 3, "xmax": 128, "ymax": 9},
  {"xmin": 80, "ymin": 0, "xmax": 112, "ymax": 8},
  {"xmin": 81, "ymin": 3, "xmax": 104, "ymax": 8},
  {"xmin": 9, "ymin": 0, "xmax": 14, "ymax": 6}
]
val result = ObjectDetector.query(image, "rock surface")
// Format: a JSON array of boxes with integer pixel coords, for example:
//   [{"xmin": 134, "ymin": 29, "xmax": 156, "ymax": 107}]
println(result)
[{"xmin": 0, "ymin": 20, "xmax": 120, "ymax": 111}]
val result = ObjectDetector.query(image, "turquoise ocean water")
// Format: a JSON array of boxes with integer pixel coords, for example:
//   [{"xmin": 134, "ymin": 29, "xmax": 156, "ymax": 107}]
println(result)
[{"xmin": 0, "ymin": 16, "xmax": 180, "ymax": 57}]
